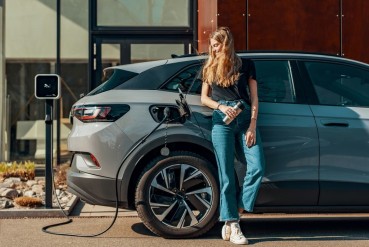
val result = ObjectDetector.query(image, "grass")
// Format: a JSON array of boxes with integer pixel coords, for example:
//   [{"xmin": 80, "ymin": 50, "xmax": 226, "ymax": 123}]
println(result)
[{"xmin": 0, "ymin": 161, "xmax": 36, "ymax": 180}]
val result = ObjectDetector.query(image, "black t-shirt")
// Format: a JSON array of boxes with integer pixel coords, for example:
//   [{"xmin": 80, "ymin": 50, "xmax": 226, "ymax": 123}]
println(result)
[{"xmin": 210, "ymin": 58, "xmax": 257, "ymax": 104}]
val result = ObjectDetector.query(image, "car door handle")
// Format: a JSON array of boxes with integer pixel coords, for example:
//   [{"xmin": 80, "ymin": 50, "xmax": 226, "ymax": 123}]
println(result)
[{"xmin": 321, "ymin": 120, "xmax": 349, "ymax": 127}]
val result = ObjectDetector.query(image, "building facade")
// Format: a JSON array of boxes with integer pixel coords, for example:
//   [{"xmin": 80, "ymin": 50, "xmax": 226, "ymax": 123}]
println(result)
[{"xmin": 1, "ymin": 0, "xmax": 368, "ymax": 162}]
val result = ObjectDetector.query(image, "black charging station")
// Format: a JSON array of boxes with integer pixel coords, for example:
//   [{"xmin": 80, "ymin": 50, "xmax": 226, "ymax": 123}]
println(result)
[{"xmin": 35, "ymin": 74, "xmax": 60, "ymax": 208}]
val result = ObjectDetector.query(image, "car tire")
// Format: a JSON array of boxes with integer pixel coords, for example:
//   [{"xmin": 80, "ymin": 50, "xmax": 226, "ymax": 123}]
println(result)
[{"xmin": 135, "ymin": 151, "xmax": 219, "ymax": 238}]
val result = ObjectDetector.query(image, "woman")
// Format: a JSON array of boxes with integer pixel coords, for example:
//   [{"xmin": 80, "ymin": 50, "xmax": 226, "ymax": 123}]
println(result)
[{"xmin": 201, "ymin": 27, "xmax": 265, "ymax": 245}]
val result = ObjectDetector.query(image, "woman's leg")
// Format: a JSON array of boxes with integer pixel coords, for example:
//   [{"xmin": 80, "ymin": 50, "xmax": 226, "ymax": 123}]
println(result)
[
  {"xmin": 237, "ymin": 128, "xmax": 265, "ymax": 212},
  {"xmin": 212, "ymin": 123, "xmax": 239, "ymax": 222}
]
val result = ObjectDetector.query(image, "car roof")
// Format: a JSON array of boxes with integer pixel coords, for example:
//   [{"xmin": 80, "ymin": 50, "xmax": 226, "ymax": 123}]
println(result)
[
  {"xmin": 107, "ymin": 55, "xmax": 207, "ymax": 74},
  {"xmin": 106, "ymin": 59, "xmax": 169, "ymax": 73},
  {"xmin": 237, "ymin": 51, "xmax": 368, "ymax": 66},
  {"xmin": 108, "ymin": 51, "xmax": 369, "ymax": 91},
  {"xmin": 109, "ymin": 51, "xmax": 369, "ymax": 73}
]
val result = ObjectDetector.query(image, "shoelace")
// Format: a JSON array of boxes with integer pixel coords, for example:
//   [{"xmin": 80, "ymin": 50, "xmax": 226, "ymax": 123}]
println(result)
[{"xmin": 232, "ymin": 225, "xmax": 245, "ymax": 238}]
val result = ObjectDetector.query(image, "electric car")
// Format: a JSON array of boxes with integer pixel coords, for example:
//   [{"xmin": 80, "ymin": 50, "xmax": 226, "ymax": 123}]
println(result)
[{"xmin": 67, "ymin": 52, "xmax": 369, "ymax": 238}]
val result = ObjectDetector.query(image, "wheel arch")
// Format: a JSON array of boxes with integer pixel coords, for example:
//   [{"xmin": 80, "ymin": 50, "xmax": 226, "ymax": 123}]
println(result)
[{"xmin": 126, "ymin": 136, "xmax": 217, "ymax": 209}]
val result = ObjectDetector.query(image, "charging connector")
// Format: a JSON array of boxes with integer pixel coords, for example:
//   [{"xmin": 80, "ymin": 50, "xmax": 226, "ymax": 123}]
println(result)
[{"xmin": 163, "ymin": 106, "xmax": 171, "ymax": 119}]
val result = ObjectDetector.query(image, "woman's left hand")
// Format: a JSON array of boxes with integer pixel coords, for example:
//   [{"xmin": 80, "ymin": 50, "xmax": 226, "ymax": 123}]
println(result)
[{"xmin": 245, "ymin": 128, "xmax": 256, "ymax": 147}]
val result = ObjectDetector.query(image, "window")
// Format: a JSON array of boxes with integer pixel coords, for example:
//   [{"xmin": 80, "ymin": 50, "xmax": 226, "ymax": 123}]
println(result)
[
  {"xmin": 163, "ymin": 64, "xmax": 203, "ymax": 94},
  {"xmin": 304, "ymin": 62, "xmax": 369, "ymax": 107},
  {"xmin": 97, "ymin": 0, "xmax": 190, "ymax": 27},
  {"xmin": 88, "ymin": 69, "xmax": 138, "ymax": 96},
  {"xmin": 163, "ymin": 60, "xmax": 298, "ymax": 99},
  {"xmin": 254, "ymin": 61, "xmax": 296, "ymax": 103}
]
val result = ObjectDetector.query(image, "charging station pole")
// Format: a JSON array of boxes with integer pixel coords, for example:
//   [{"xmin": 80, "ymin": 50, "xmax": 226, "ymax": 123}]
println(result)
[
  {"xmin": 44, "ymin": 99, "xmax": 53, "ymax": 208},
  {"xmin": 35, "ymin": 74, "xmax": 60, "ymax": 209}
]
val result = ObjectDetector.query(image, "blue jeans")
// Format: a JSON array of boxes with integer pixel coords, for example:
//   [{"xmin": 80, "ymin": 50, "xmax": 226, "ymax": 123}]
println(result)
[{"xmin": 212, "ymin": 100, "xmax": 265, "ymax": 222}]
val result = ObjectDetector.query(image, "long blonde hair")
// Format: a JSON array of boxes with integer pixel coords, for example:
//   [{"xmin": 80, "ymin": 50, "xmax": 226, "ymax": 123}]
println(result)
[{"xmin": 202, "ymin": 27, "xmax": 241, "ymax": 87}]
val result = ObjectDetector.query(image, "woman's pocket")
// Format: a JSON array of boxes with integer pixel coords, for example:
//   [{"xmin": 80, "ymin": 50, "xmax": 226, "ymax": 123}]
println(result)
[{"xmin": 212, "ymin": 110, "xmax": 226, "ymax": 125}]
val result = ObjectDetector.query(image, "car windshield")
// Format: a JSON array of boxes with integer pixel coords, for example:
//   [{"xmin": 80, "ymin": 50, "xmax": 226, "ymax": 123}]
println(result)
[{"xmin": 87, "ymin": 69, "xmax": 138, "ymax": 96}]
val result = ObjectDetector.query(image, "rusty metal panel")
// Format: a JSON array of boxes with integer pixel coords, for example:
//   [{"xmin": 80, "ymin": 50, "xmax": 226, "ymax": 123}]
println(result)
[
  {"xmin": 248, "ymin": 0, "xmax": 340, "ymax": 55},
  {"xmin": 217, "ymin": 0, "xmax": 247, "ymax": 51},
  {"xmin": 197, "ymin": 0, "xmax": 218, "ymax": 53},
  {"xmin": 342, "ymin": 0, "xmax": 369, "ymax": 64}
]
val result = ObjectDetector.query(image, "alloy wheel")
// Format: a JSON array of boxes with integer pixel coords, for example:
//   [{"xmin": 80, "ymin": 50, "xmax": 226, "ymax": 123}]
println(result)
[{"xmin": 148, "ymin": 163, "xmax": 214, "ymax": 228}]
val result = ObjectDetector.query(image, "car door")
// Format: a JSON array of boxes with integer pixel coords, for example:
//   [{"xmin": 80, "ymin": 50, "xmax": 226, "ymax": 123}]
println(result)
[
  {"xmin": 301, "ymin": 60, "xmax": 369, "ymax": 206},
  {"xmin": 251, "ymin": 59, "xmax": 319, "ymax": 207},
  {"xmin": 160, "ymin": 61, "xmax": 213, "ymax": 137},
  {"xmin": 161, "ymin": 58, "xmax": 320, "ymax": 207}
]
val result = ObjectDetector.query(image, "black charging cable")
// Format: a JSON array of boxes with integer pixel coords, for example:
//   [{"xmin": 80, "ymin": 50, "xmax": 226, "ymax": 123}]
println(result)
[{"xmin": 42, "ymin": 107, "xmax": 174, "ymax": 237}]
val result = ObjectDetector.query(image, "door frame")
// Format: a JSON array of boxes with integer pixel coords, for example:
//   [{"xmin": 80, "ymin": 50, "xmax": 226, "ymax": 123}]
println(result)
[
  {"xmin": 90, "ymin": 35, "xmax": 194, "ymax": 89},
  {"xmin": 88, "ymin": 0, "xmax": 198, "ymax": 91}
]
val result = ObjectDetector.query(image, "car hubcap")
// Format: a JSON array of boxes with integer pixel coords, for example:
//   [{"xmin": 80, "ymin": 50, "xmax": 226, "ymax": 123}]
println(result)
[{"xmin": 149, "ymin": 163, "xmax": 214, "ymax": 228}]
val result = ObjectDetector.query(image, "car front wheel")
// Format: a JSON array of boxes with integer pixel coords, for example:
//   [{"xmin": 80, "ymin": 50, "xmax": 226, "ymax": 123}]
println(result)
[{"xmin": 135, "ymin": 151, "xmax": 219, "ymax": 238}]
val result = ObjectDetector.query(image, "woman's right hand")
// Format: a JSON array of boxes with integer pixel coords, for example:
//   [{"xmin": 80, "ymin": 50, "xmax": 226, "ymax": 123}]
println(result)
[
  {"xmin": 245, "ymin": 128, "xmax": 256, "ymax": 147},
  {"xmin": 219, "ymin": 104, "xmax": 238, "ymax": 120}
]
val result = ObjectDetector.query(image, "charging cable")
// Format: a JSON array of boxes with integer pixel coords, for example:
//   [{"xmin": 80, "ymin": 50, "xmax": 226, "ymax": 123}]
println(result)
[{"xmin": 42, "ymin": 107, "xmax": 174, "ymax": 237}]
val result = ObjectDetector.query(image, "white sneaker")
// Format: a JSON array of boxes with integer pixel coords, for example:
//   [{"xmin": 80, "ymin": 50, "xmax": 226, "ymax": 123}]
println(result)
[
  {"xmin": 230, "ymin": 222, "xmax": 248, "ymax": 245},
  {"xmin": 221, "ymin": 224, "xmax": 231, "ymax": 241}
]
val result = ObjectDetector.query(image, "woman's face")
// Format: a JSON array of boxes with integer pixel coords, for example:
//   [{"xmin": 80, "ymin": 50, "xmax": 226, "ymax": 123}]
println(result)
[{"xmin": 210, "ymin": 38, "xmax": 223, "ymax": 56}]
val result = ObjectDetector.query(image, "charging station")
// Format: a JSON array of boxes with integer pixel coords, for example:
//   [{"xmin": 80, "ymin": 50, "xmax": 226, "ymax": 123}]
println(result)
[{"xmin": 34, "ymin": 74, "xmax": 60, "ymax": 208}]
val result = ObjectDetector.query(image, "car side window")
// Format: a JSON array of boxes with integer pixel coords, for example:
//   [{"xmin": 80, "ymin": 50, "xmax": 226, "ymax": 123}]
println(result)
[
  {"xmin": 304, "ymin": 62, "xmax": 369, "ymax": 107},
  {"xmin": 162, "ymin": 64, "xmax": 203, "ymax": 94},
  {"xmin": 254, "ymin": 60, "xmax": 296, "ymax": 103}
]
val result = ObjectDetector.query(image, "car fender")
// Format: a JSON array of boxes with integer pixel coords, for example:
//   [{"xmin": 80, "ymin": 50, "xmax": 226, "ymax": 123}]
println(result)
[{"xmin": 118, "ymin": 131, "xmax": 215, "ymax": 206}]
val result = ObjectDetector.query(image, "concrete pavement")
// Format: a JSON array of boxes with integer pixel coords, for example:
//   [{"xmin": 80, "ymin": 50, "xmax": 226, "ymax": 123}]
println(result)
[
  {"xmin": 0, "ymin": 196, "xmax": 138, "ymax": 218},
  {"xmin": 4, "ymin": 195, "xmax": 369, "ymax": 220},
  {"xmin": 70, "ymin": 199, "xmax": 138, "ymax": 217},
  {"xmin": 2, "ymin": 196, "xmax": 369, "ymax": 247},
  {"xmin": 1, "ymin": 209, "xmax": 369, "ymax": 247}
]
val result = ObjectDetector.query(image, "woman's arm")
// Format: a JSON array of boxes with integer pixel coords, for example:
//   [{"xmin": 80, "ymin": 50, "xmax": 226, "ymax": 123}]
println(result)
[
  {"xmin": 200, "ymin": 82, "xmax": 218, "ymax": 109},
  {"xmin": 248, "ymin": 78, "xmax": 258, "ymax": 128},
  {"xmin": 245, "ymin": 78, "xmax": 259, "ymax": 147},
  {"xmin": 200, "ymin": 82, "xmax": 237, "ymax": 119}
]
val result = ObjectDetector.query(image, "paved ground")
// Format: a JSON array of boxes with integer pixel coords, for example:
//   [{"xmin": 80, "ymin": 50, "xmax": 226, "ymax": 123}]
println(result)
[
  {"xmin": 2, "ymin": 199, "xmax": 369, "ymax": 246},
  {"xmin": 70, "ymin": 200, "xmax": 138, "ymax": 217}
]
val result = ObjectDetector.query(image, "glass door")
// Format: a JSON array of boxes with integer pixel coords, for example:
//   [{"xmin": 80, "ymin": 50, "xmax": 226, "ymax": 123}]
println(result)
[{"xmin": 92, "ymin": 37, "xmax": 192, "ymax": 89}]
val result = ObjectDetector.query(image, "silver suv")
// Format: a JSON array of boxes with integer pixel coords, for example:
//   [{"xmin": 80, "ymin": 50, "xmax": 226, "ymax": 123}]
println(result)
[{"xmin": 67, "ymin": 52, "xmax": 369, "ymax": 238}]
